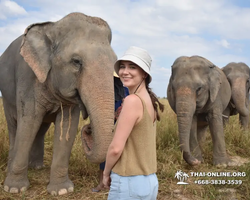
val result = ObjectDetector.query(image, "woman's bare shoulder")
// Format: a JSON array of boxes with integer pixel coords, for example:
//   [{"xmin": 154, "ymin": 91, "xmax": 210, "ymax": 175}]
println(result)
[
  {"xmin": 123, "ymin": 94, "xmax": 142, "ymax": 106},
  {"xmin": 124, "ymin": 94, "xmax": 141, "ymax": 103}
]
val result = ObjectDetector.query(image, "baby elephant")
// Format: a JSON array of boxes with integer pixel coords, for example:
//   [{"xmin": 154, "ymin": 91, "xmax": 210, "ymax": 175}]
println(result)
[
  {"xmin": 167, "ymin": 56, "xmax": 233, "ymax": 166},
  {"xmin": 222, "ymin": 62, "xmax": 250, "ymax": 130}
]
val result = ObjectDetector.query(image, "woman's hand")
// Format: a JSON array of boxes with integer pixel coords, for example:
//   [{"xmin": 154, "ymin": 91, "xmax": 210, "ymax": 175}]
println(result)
[{"xmin": 103, "ymin": 173, "xmax": 111, "ymax": 189}]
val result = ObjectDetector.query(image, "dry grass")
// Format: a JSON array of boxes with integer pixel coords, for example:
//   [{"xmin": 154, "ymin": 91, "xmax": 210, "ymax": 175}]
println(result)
[{"xmin": 0, "ymin": 98, "xmax": 250, "ymax": 200}]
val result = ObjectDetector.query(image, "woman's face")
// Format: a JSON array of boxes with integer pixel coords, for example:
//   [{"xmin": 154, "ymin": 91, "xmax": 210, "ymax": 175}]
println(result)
[{"xmin": 118, "ymin": 60, "xmax": 146, "ymax": 88}]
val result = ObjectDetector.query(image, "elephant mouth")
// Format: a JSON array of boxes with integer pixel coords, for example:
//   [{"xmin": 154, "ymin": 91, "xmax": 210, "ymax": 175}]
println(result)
[
  {"xmin": 81, "ymin": 124, "xmax": 93, "ymax": 153},
  {"xmin": 76, "ymin": 94, "xmax": 89, "ymax": 120}
]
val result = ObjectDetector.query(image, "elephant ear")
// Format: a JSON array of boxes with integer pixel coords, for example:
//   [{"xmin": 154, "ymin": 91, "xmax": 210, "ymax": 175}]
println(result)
[
  {"xmin": 167, "ymin": 76, "xmax": 176, "ymax": 111},
  {"xmin": 20, "ymin": 22, "xmax": 54, "ymax": 83},
  {"xmin": 208, "ymin": 64, "xmax": 222, "ymax": 103},
  {"xmin": 221, "ymin": 66, "xmax": 225, "ymax": 72}
]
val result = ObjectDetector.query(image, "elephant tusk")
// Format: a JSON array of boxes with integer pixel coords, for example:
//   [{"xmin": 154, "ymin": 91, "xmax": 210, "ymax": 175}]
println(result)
[
  {"xmin": 230, "ymin": 101, "xmax": 236, "ymax": 108},
  {"xmin": 222, "ymin": 114, "xmax": 229, "ymax": 118}
]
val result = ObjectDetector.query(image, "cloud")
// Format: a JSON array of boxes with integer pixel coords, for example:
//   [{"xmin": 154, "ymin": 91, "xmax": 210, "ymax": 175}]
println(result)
[
  {"xmin": 217, "ymin": 39, "xmax": 230, "ymax": 49},
  {"xmin": 0, "ymin": 0, "xmax": 27, "ymax": 19}
]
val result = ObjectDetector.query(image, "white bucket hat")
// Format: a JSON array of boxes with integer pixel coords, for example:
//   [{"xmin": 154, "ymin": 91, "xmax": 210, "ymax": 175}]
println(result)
[{"xmin": 114, "ymin": 46, "xmax": 152, "ymax": 83}]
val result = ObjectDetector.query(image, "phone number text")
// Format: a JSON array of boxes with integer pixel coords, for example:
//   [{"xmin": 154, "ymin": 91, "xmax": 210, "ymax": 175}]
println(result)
[{"xmin": 194, "ymin": 180, "xmax": 242, "ymax": 185}]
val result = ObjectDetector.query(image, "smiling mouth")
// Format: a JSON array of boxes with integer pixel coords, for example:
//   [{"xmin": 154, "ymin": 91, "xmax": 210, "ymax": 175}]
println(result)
[{"xmin": 122, "ymin": 77, "xmax": 131, "ymax": 80}]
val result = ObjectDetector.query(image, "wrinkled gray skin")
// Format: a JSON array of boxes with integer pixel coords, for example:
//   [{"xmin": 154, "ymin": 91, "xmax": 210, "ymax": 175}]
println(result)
[
  {"xmin": 222, "ymin": 62, "xmax": 250, "ymax": 130},
  {"xmin": 0, "ymin": 13, "xmax": 115, "ymax": 195},
  {"xmin": 167, "ymin": 56, "xmax": 232, "ymax": 166}
]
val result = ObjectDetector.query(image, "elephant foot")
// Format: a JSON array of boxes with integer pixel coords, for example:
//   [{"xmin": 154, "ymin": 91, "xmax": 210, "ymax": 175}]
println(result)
[
  {"xmin": 214, "ymin": 156, "xmax": 232, "ymax": 168},
  {"xmin": 4, "ymin": 175, "xmax": 30, "ymax": 193},
  {"xmin": 190, "ymin": 159, "xmax": 201, "ymax": 166},
  {"xmin": 47, "ymin": 179, "xmax": 74, "ymax": 196},
  {"xmin": 29, "ymin": 152, "xmax": 44, "ymax": 169},
  {"xmin": 195, "ymin": 155, "xmax": 204, "ymax": 163},
  {"xmin": 191, "ymin": 150, "xmax": 204, "ymax": 163},
  {"xmin": 183, "ymin": 152, "xmax": 201, "ymax": 166},
  {"xmin": 28, "ymin": 160, "xmax": 44, "ymax": 169}
]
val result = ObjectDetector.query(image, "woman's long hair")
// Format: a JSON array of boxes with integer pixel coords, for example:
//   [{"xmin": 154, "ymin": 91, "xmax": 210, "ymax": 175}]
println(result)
[{"xmin": 145, "ymin": 76, "xmax": 164, "ymax": 121}]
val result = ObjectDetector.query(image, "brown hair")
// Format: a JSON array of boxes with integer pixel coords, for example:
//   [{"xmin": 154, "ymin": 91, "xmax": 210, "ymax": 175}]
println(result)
[{"xmin": 145, "ymin": 77, "xmax": 164, "ymax": 121}]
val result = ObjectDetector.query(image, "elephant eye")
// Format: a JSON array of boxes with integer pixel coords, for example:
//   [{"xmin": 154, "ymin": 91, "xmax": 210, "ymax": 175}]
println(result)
[
  {"xmin": 247, "ymin": 79, "xmax": 250, "ymax": 90},
  {"xmin": 196, "ymin": 87, "xmax": 202, "ymax": 96},
  {"xmin": 71, "ymin": 57, "xmax": 82, "ymax": 69}
]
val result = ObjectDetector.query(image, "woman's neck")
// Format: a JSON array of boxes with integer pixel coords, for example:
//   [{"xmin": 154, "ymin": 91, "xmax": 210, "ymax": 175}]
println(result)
[{"xmin": 128, "ymin": 82, "xmax": 146, "ymax": 94}]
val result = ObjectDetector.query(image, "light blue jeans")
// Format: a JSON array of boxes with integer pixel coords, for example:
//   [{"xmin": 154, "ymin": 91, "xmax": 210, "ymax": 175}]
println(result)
[{"xmin": 108, "ymin": 172, "xmax": 158, "ymax": 200}]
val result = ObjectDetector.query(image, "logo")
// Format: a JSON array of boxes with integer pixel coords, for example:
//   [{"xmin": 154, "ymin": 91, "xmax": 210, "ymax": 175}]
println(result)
[{"xmin": 175, "ymin": 170, "xmax": 189, "ymax": 184}]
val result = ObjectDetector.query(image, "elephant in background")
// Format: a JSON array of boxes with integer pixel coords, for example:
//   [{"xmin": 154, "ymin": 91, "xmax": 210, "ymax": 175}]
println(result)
[
  {"xmin": 167, "ymin": 56, "xmax": 233, "ymax": 166},
  {"xmin": 0, "ymin": 12, "xmax": 116, "ymax": 195},
  {"xmin": 222, "ymin": 62, "xmax": 250, "ymax": 130}
]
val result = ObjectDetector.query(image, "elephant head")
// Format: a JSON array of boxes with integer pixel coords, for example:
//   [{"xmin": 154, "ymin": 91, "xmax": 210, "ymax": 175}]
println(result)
[
  {"xmin": 167, "ymin": 56, "xmax": 224, "ymax": 165},
  {"xmin": 20, "ymin": 12, "xmax": 116, "ymax": 163},
  {"xmin": 222, "ymin": 62, "xmax": 250, "ymax": 127}
]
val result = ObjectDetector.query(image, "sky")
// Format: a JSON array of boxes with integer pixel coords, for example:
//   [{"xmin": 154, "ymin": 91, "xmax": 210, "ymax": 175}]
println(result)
[{"xmin": 0, "ymin": 0, "xmax": 250, "ymax": 97}]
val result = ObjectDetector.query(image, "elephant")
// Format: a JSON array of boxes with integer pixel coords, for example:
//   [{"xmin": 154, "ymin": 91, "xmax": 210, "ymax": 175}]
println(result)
[
  {"xmin": 222, "ymin": 62, "xmax": 250, "ymax": 130},
  {"xmin": 0, "ymin": 12, "xmax": 116, "ymax": 195},
  {"xmin": 167, "ymin": 56, "xmax": 233, "ymax": 166}
]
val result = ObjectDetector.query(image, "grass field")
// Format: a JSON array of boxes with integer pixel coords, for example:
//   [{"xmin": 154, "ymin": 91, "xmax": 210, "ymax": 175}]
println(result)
[{"xmin": 0, "ymin": 98, "xmax": 249, "ymax": 200}]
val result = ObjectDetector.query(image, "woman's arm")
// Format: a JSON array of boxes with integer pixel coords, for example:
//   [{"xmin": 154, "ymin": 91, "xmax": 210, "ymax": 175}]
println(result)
[{"xmin": 103, "ymin": 94, "xmax": 142, "ymax": 187}]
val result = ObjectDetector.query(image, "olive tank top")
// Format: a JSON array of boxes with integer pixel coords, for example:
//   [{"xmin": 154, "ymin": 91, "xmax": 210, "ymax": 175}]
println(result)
[{"xmin": 112, "ymin": 94, "xmax": 157, "ymax": 176}]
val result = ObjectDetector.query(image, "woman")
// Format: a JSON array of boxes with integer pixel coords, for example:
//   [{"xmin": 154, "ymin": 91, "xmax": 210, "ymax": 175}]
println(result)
[{"xmin": 103, "ymin": 46, "xmax": 164, "ymax": 200}]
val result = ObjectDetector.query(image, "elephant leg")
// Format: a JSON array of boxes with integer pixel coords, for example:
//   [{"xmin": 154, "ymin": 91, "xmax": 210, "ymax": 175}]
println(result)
[
  {"xmin": 208, "ymin": 112, "xmax": 231, "ymax": 166},
  {"xmin": 2, "ymin": 98, "xmax": 17, "ymax": 174},
  {"xmin": 29, "ymin": 122, "xmax": 51, "ymax": 169},
  {"xmin": 239, "ymin": 114, "xmax": 249, "ymax": 130},
  {"xmin": 196, "ymin": 125, "xmax": 208, "ymax": 162},
  {"xmin": 190, "ymin": 116, "xmax": 203, "ymax": 162},
  {"xmin": 47, "ymin": 105, "xmax": 80, "ymax": 196},
  {"xmin": 4, "ymin": 112, "xmax": 45, "ymax": 193}
]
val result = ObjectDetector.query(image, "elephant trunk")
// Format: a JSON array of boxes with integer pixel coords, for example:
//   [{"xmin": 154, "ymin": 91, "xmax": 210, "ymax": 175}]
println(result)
[
  {"xmin": 231, "ymin": 78, "xmax": 249, "ymax": 117},
  {"xmin": 175, "ymin": 87, "xmax": 198, "ymax": 165},
  {"xmin": 81, "ymin": 94, "xmax": 114, "ymax": 163},
  {"xmin": 79, "ymin": 58, "xmax": 115, "ymax": 163}
]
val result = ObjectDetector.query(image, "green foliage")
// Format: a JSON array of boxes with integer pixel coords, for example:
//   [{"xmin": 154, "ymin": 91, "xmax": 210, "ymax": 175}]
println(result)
[{"xmin": 0, "ymin": 98, "xmax": 249, "ymax": 199}]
